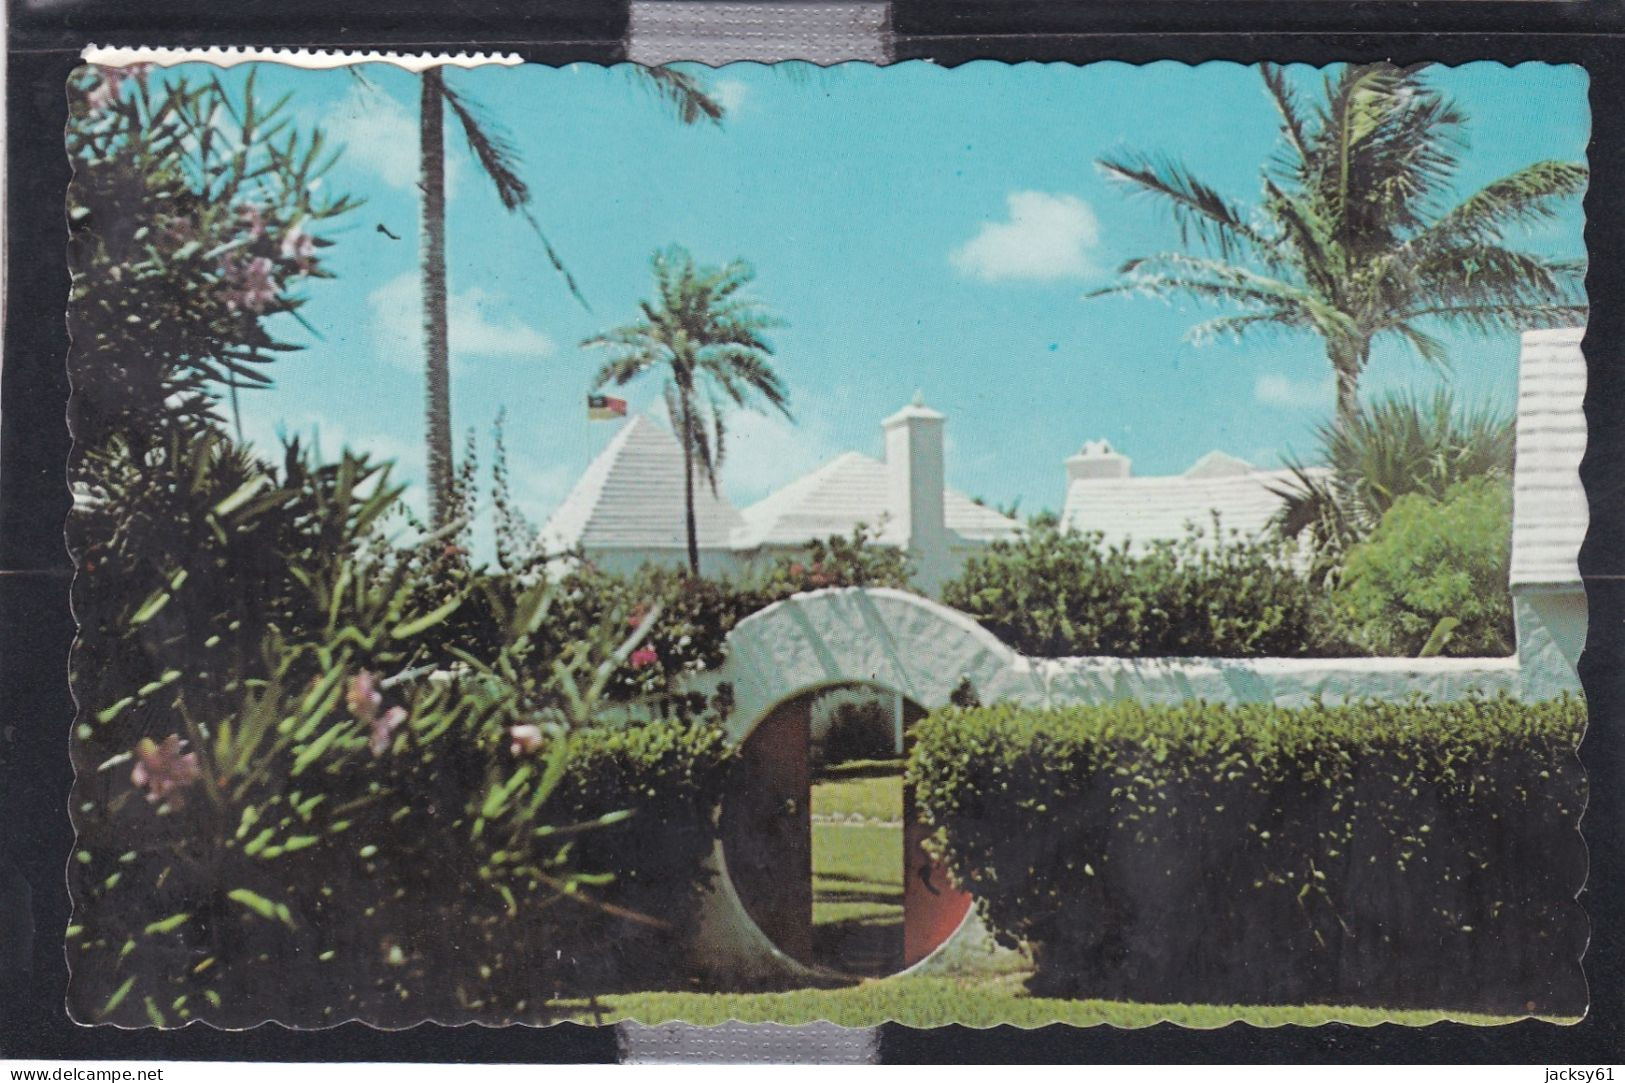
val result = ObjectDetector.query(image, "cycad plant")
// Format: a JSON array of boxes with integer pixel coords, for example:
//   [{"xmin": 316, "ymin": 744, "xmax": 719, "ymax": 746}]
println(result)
[
  {"xmin": 1272, "ymin": 389, "xmax": 1514, "ymax": 581},
  {"xmin": 583, "ymin": 245, "xmax": 789, "ymax": 575},
  {"xmin": 1091, "ymin": 62, "xmax": 1586, "ymax": 435},
  {"xmin": 416, "ymin": 67, "xmax": 723, "ymax": 526}
]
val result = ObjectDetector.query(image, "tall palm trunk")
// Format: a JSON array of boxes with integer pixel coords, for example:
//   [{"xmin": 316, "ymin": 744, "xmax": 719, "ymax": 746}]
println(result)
[
  {"xmin": 679, "ymin": 393, "xmax": 700, "ymax": 576},
  {"xmin": 1331, "ymin": 341, "xmax": 1366, "ymax": 437},
  {"xmin": 420, "ymin": 70, "xmax": 454, "ymax": 527}
]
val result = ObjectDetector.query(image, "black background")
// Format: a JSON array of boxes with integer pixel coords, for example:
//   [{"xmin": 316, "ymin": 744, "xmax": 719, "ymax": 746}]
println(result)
[{"xmin": 3, "ymin": 0, "xmax": 1621, "ymax": 1063}]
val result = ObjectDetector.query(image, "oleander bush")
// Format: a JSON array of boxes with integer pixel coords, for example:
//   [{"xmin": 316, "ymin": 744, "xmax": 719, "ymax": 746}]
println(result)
[
  {"xmin": 941, "ymin": 517, "xmax": 1352, "ymax": 658},
  {"xmin": 910, "ymin": 696, "xmax": 1587, "ymax": 1014}
]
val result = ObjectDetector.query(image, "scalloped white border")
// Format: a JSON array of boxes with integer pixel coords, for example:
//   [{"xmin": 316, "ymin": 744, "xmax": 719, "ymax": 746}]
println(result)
[{"xmin": 80, "ymin": 45, "xmax": 523, "ymax": 70}]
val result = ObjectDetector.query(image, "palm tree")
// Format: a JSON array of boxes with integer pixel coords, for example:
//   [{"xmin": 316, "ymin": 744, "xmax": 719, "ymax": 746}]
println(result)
[
  {"xmin": 1273, "ymin": 389, "xmax": 1515, "ymax": 582},
  {"xmin": 417, "ymin": 66, "xmax": 722, "ymax": 526},
  {"xmin": 583, "ymin": 245, "xmax": 789, "ymax": 575},
  {"xmin": 1090, "ymin": 62, "xmax": 1586, "ymax": 435}
]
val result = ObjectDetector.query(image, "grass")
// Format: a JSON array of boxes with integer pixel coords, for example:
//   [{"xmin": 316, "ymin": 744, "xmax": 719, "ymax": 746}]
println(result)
[
  {"xmin": 811, "ymin": 823, "xmax": 903, "ymax": 974},
  {"xmin": 811, "ymin": 760, "xmax": 904, "ymax": 823},
  {"xmin": 810, "ymin": 765, "xmax": 905, "ymax": 975},
  {"xmin": 551, "ymin": 973, "xmax": 1535, "ymax": 1028}
]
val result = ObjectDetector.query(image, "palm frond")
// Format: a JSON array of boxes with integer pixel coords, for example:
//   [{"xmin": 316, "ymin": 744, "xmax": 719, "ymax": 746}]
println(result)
[
  {"xmin": 635, "ymin": 65, "xmax": 725, "ymax": 127},
  {"xmin": 439, "ymin": 78, "xmax": 528, "ymax": 211},
  {"xmin": 1096, "ymin": 151, "xmax": 1273, "ymax": 262}
]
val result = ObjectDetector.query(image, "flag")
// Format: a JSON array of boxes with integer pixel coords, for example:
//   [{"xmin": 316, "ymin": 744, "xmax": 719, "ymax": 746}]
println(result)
[{"xmin": 588, "ymin": 394, "xmax": 627, "ymax": 421}]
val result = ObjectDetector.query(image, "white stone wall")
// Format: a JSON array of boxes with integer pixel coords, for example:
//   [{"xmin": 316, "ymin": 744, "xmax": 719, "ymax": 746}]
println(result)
[
  {"xmin": 712, "ymin": 588, "xmax": 1539, "ymax": 736},
  {"xmin": 1516, "ymin": 588, "xmax": 1587, "ymax": 702},
  {"xmin": 684, "ymin": 587, "xmax": 1556, "ymax": 986}
]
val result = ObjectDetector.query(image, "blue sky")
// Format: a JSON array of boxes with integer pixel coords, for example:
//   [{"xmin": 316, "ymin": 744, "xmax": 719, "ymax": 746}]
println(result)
[{"xmin": 209, "ymin": 59, "xmax": 1589, "ymax": 528}]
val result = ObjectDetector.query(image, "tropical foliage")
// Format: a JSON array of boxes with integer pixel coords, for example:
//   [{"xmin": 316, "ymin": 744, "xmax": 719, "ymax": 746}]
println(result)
[
  {"xmin": 1091, "ymin": 62, "xmax": 1586, "ymax": 433},
  {"xmin": 584, "ymin": 245, "xmax": 791, "ymax": 574},
  {"xmin": 941, "ymin": 517, "xmax": 1350, "ymax": 657},
  {"xmin": 67, "ymin": 64, "xmax": 737, "ymax": 1027},
  {"xmin": 1335, "ymin": 476, "xmax": 1515, "ymax": 656},
  {"xmin": 413, "ymin": 69, "xmax": 723, "ymax": 525},
  {"xmin": 1272, "ymin": 389, "xmax": 1515, "ymax": 581},
  {"xmin": 911, "ymin": 696, "xmax": 1587, "ymax": 1014},
  {"xmin": 67, "ymin": 65, "xmax": 355, "ymax": 445}
]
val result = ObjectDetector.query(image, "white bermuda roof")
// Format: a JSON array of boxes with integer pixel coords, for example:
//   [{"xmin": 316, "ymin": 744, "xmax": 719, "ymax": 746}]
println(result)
[
  {"xmin": 540, "ymin": 415, "xmax": 745, "ymax": 553},
  {"xmin": 1061, "ymin": 457, "xmax": 1319, "ymax": 549},
  {"xmin": 1511, "ymin": 327, "xmax": 1587, "ymax": 589},
  {"xmin": 734, "ymin": 451, "xmax": 1022, "ymax": 549}
]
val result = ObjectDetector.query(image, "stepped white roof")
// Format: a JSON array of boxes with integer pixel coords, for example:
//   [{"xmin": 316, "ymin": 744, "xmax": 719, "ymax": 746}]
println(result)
[
  {"xmin": 540, "ymin": 415, "xmax": 745, "ymax": 554},
  {"xmin": 1062, "ymin": 452, "xmax": 1322, "ymax": 549},
  {"xmin": 734, "ymin": 451, "xmax": 1021, "ymax": 549},
  {"xmin": 1511, "ymin": 327, "xmax": 1587, "ymax": 589}
]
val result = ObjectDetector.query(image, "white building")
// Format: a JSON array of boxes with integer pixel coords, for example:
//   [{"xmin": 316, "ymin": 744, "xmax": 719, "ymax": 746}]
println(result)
[
  {"xmin": 540, "ymin": 395, "xmax": 1022, "ymax": 594},
  {"xmin": 1060, "ymin": 440, "xmax": 1325, "ymax": 550},
  {"xmin": 1509, "ymin": 327, "xmax": 1587, "ymax": 700}
]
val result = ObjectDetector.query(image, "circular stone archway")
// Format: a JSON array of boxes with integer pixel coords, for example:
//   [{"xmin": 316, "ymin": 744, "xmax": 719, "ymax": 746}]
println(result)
[{"xmin": 709, "ymin": 588, "xmax": 1032, "ymax": 978}]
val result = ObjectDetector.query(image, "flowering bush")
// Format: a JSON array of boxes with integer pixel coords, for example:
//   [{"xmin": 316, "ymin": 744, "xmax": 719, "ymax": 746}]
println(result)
[
  {"xmin": 68, "ymin": 65, "xmax": 355, "ymax": 442},
  {"xmin": 69, "ymin": 437, "xmax": 733, "ymax": 1026}
]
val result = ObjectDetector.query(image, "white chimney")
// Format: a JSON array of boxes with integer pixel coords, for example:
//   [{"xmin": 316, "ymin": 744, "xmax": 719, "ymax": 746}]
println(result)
[
  {"xmin": 1066, "ymin": 439, "xmax": 1132, "ymax": 482},
  {"xmin": 883, "ymin": 392, "xmax": 947, "ymax": 547}
]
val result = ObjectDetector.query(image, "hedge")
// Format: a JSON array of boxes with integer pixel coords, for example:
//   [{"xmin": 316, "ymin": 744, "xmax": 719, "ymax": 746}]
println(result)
[{"xmin": 909, "ymin": 696, "xmax": 1587, "ymax": 1014}]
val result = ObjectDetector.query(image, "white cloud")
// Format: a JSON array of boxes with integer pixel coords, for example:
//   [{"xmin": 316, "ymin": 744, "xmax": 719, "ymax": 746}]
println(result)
[
  {"xmin": 713, "ymin": 79, "xmax": 748, "ymax": 116},
  {"xmin": 1254, "ymin": 372, "xmax": 1333, "ymax": 409},
  {"xmin": 368, "ymin": 273, "xmax": 555, "ymax": 370},
  {"xmin": 324, "ymin": 86, "xmax": 463, "ymax": 197},
  {"xmin": 950, "ymin": 191, "xmax": 1101, "ymax": 282}
]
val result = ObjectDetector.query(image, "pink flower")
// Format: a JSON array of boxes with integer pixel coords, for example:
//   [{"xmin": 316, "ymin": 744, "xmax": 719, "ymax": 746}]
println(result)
[
  {"xmin": 629, "ymin": 646, "xmax": 659, "ymax": 669},
  {"xmin": 131, "ymin": 735, "xmax": 201, "ymax": 808},
  {"xmin": 279, "ymin": 221, "xmax": 317, "ymax": 274},
  {"xmin": 369, "ymin": 707, "xmax": 407, "ymax": 757},
  {"xmin": 789, "ymin": 563, "xmax": 805, "ymax": 577},
  {"xmin": 627, "ymin": 604, "xmax": 649, "ymax": 630},
  {"xmin": 348, "ymin": 671, "xmax": 407, "ymax": 757},
  {"xmin": 346, "ymin": 671, "xmax": 382, "ymax": 719},
  {"xmin": 508, "ymin": 724, "xmax": 544, "ymax": 756},
  {"xmin": 235, "ymin": 203, "xmax": 268, "ymax": 240},
  {"xmin": 224, "ymin": 255, "xmax": 278, "ymax": 313}
]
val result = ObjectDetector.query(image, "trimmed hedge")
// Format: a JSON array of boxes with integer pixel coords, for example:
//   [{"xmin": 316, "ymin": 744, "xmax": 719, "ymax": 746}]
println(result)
[
  {"xmin": 542, "ymin": 721, "xmax": 735, "ymax": 991},
  {"xmin": 909, "ymin": 696, "xmax": 1587, "ymax": 1014}
]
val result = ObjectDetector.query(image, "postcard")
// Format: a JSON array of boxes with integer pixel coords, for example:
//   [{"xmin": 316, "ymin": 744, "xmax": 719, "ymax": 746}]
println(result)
[{"xmin": 65, "ymin": 55, "xmax": 1588, "ymax": 1028}]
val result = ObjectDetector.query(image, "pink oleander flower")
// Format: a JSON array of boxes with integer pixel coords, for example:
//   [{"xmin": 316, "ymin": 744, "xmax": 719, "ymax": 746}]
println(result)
[
  {"xmin": 508, "ymin": 724, "xmax": 544, "ymax": 756},
  {"xmin": 369, "ymin": 707, "xmax": 407, "ymax": 757},
  {"xmin": 348, "ymin": 671, "xmax": 407, "ymax": 757},
  {"xmin": 224, "ymin": 255, "xmax": 278, "ymax": 313},
  {"xmin": 629, "ymin": 646, "xmax": 659, "ymax": 669},
  {"xmin": 280, "ymin": 221, "xmax": 317, "ymax": 274},
  {"xmin": 235, "ymin": 202, "xmax": 268, "ymax": 240},
  {"xmin": 131, "ymin": 735, "xmax": 201, "ymax": 808}
]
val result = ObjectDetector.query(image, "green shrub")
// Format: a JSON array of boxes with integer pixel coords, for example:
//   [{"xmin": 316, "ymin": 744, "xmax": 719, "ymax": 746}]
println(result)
[
  {"xmin": 1335, "ymin": 476, "xmax": 1514, "ymax": 656},
  {"xmin": 542, "ymin": 722, "xmax": 734, "ymax": 991},
  {"xmin": 942, "ymin": 517, "xmax": 1349, "ymax": 658},
  {"xmin": 910, "ymin": 696, "xmax": 1587, "ymax": 1014}
]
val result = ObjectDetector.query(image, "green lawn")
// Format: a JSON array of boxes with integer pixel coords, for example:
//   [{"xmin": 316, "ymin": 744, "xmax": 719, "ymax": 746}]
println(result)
[
  {"xmin": 551, "ymin": 973, "xmax": 1535, "ymax": 1028},
  {"xmin": 811, "ymin": 764, "xmax": 905, "ymax": 975},
  {"xmin": 811, "ymin": 759, "xmax": 904, "ymax": 823}
]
